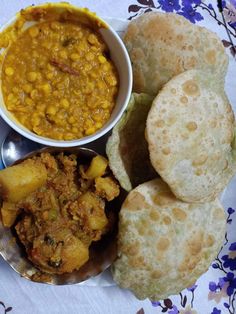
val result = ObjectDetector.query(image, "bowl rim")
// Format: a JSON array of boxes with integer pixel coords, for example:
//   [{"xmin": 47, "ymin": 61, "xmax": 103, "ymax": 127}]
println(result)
[{"xmin": 0, "ymin": 3, "xmax": 133, "ymax": 147}]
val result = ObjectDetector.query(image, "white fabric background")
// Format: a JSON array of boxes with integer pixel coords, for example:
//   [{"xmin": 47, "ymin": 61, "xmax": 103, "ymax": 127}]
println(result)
[{"xmin": 0, "ymin": 1, "xmax": 236, "ymax": 314}]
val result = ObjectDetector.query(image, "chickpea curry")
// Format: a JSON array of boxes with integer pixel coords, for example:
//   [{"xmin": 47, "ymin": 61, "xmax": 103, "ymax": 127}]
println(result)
[
  {"xmin": 0, "ymin": 152, "xmax": 120, "ymax": 274},
  {"xmin": 1, "ymin": 5, "xmax": 119, "ymax": 140}
]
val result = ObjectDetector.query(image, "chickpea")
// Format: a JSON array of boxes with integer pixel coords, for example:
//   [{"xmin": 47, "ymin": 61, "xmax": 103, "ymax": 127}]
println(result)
[
  {"xmin": 36, "ymin": 104, "xmax": 46, "ymax": 114},
  {"xmin": 47, "ymin": 64, "xmax": 54, "ymax": 71},
  {"xmin": 18, "ymin": 115, "xmax": 27, "ymax": 124},
  {"xmin": 32, "ymin": 115, "xmax": 41, "ymax": 127},
  {"xmin": 97, "ymin": 81, "xmax": 105, "ymax": 90},
  {"xmin": 5, "ymin": 67, "xmax": 14, "ymax": 76},
  {"xmin": 60, "ymin": 99, "xmax": 70, "ymax": 109},
  {"xmin": 101, "ymin": 100, "xmax": 109, "ymax": 109},
  {"xmin": 12, "ymin": 87, "xmax": 19, "ymax": 93},
  {"xmin": 46, "ymin": 72, "xmax": 54, "ymax": 80},
  {"xmin": 15, "ymin": 18, "xmax": 25, "ymax": 30},
  {"xmin": 6, "ymin": 103, "xmax": 15, "ymax": 110},
  {"xmin": 22, "ymin": 84, "xmax": 33, "ymax": 94},
  {"xmin": 102, "ymin": 63, "xmax": 110, "ymax": 71},
  {"xmin": 70, "ymin": 53, "xmax": 80, "ymax": 61},
  {"xmin": 84, "ymin": 118, "xmax": 94, "ymax": 128},
  {"xmin": 85, "ymin": 127, "xmax": 95, "ymax": 136},
  {"xmin": 27, "ymin": 72, "xmax": 37, "ymax": 82},
  {"xmin": 98, "ymin": 55, "xmax": 106, "ymax": 64},
  {"xmin": 91, "ymin": 46, "xmax": 98, "ymax": 52},
  {"xmin": 78, "ymin": 41, "xmax": 87, "ymax": 51},
  {"xmin": 95, "ymin": 122, "xmax": 102, "ymax": 129},
  {"xmin": 25, "ymin": 97, "xmax": 34, "ymax": 106},
  {"xmin": 33, "ymin": 125, "xmax": 43, "ymax": 135},
  {"xmin": 72, "ymin": 127, "xmax": 78, "ymax": 133},
  {"xmin": 93, "ymin": 113, "xmax": 102, "ymax": 122},
  {"xmin": 30, "ymin": 89, "xmax": 39, "ymax": 100},
  {"xmin": 68, "ymin": 116, "xmax": 76, "ymax": 124},
  {"xmin": 90, "ymin": 72, "xmax": 97, "ymax": 79},
  {"xmin": 46, "ymin": 105, "xmax": 57, "ymax": 115},
  {"xmin": 64, "ymin": 133, "xmax": 74, "ymax": 140},
  {"xmin": 7, "ymin": 93, "xmax": 15, "ymax": 101},
  {"xmin": 40, "ymin": 83, "xmax": 51, "ymax": 95},
  {"xmin": 85, "ymin": 52, "xmax": 94, "ymax": 61},
  {"xmin": 52, "ymin": 90, "xmax": 59, "ymax": 97},
  {"xmin": 87, "ymin": 34, "xmax": 98, "ymax": 45},
  {"xmin": 59, "ymin": 50, "xmax": 67, "ymax": 59},
  {"xmin": 84, "ymin": 63, "xmax": 92, "ymax": 72},
  {"xmin": 105, "ymin": 74, "xmax": 117, "ymax": 86},
  {"xmin": 29, "ymin": 26, "xmax": 39, "ymax": 38},
  {"xmin": 77, "ymin": 31, "xmax": 83, "ymax": 39},
  {"xmin": 50, "ymin": 21, "xmax": 61, "ymax": 30}
]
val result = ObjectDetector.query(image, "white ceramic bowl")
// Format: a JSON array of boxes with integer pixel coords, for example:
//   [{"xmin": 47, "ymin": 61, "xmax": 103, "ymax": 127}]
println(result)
[{"xmin": 0, "ymin": 3, "xmax": 132, "ymax": 147}]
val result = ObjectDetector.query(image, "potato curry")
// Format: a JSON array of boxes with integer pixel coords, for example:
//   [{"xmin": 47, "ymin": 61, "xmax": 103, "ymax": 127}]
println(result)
[
  {"xmin": 1, "ymin": 8, "xmax": 118, "ymax": 140},
  {"xmin": 0, "ymin": 152, "xmax": 120, "ymax": 274}
]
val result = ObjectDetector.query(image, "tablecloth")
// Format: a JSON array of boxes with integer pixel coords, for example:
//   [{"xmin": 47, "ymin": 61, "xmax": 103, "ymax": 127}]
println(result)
[{"xmin": 0, "ymin": 1, "xmax": 236, "ymax": 313}]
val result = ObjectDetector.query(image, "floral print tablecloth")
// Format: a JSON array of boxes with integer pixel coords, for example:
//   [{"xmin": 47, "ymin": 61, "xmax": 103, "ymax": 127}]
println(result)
[{"xmin": 0, "ymin": 1, "xmax": 235, "ymax": 313}]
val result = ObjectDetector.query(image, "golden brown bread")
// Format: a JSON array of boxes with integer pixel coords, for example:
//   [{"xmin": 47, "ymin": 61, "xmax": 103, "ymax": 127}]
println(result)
[
  {"xmin": 146, "ymin": 69, "xmax": 236, "ymax": 203},
  {"xmin": 112, "ymin": 178, "xmax": 226, "ymax": 300},
  {"xmin": 124, "ymin": 12, "xmax": 228, "ymax": 95},
  {"xmin": 106, "ymin": 93, "xmax": 156, "ymax": 191}
]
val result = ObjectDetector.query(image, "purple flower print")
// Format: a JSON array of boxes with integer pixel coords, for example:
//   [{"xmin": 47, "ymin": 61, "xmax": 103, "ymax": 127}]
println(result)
[
  {"xmin": 222, "ymin": 255, "xmax": 236, "ymax": 271},
  {"xmin": 229, "ymin": 242, "xmax": 236, "ymax": 250},
  {"xmin": 151, "ymin": 301, "xmax": 161, "ymax": 307},
  {"xmin": 168, "ymin": 305, "xmax": 178, "ymax": 314},
  {"xmin": 187, "ymin": 284, "xmax": 197, "ymax": 292},
  {"xmin": 222, "ymin": 272, "xmax": 236, "ymax": 296},
  {"xmin": 158, "ymin": 0, "xmax": 181, "ymax": 12},
  {"xmin": 224, "ymin": 302, "xmax": 230, "ymax": 308},
  {"xmin": 219, "ymin": 0, "xmax": 227, "ymax": 10},
  {"xmin": 225, "ymin": 1, "xmax": 236, "ymax": 25},
  {"xmin": 209, "ymin": 279, "xmax": 226, "ymax": 291},
  {"xmin": 227, "ymin": 207, "xmax": 235, "ymax": 215},
  {"xmin": 218, "ymin": 277, "xmax": 226, "ymax": 289},
  {"xmin": 208, "ymin": 3, "xmax": 214, "ymax": 10},
  {"xmin": 208, "ymin": 279, "xmax": 228, "ymax": 303},
  {"xmin": 212, "ymin": 263, "xmax": 219, "ymax": 269},
  {"xmin": 151, "ymin": 299, "xmax": 179, "ymax": 313},
  {"xmin": 182, "ymin": 0, "xmax": 201, "ymax": 5},
  {"xmin": 229, "ymin": 0, "xmax": 236, "ymax": 7},
  {"xmin": 209, "ymin": 282, "xmax": 218, "ymax": 292},
  {"xmin": 211, "ymin": 308, "xmax": 221, "ymax": 314},
  {"xmin": 226, "ymin": 207, "xmax": 235, "ymax": 224},
  {"xmin": 178, "ymin": 4, "xmax": 203, "ymax": 23}
]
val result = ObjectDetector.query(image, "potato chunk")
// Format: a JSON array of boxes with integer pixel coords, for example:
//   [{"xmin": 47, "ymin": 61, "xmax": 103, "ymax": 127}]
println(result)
[
  {"xmin": 77, "ymin": 192, "xmax": 108, "ymax": 231},
  {"xmin": 88, "ymin": 215, "xmax": 108, "ymax": 231},
  {"xmin": 85, "ymin": 155, "xmax": 108, "ymax": 179},
  {"xmin": 61, "ymin": 236, "xmax": 89, "ymax": 273},
  {"xmin": 95, "ymin": 176, "xmax": 120, "ymax": 201},
  {"xmin": 1, "ymin": 201, "xmax": 19, "ymax": 227},
  {"xmin": 27, "ymin": 232, "xmax": 89, "ymax": 274},
  {"xmin": 0, "ymin": 159, "xmax": 47, "ymax": 202}
]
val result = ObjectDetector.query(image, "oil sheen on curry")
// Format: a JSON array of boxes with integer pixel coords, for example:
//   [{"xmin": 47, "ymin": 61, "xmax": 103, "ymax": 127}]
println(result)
[{"xmin": 1, "ymin": 8, "xmax": 118, "ymax": 140}]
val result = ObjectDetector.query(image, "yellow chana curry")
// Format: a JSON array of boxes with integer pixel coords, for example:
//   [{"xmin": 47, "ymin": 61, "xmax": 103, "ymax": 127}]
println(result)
[
  {"xmin": 1, "ymin": 11, "xmax": 118, "ymax": 140},
  {"xmin": 0, "ymin": 152, "xmax": 120, "ymax": 274}
]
